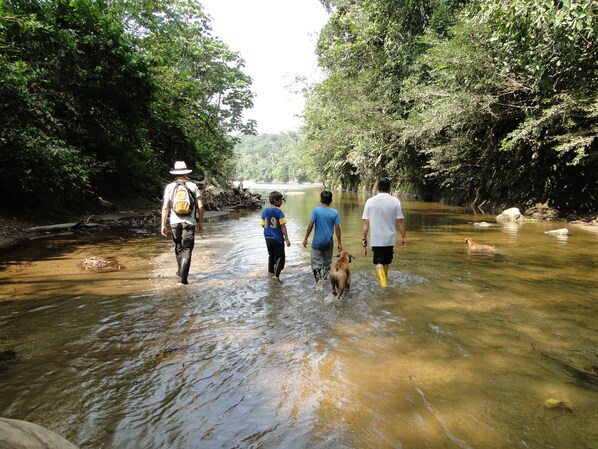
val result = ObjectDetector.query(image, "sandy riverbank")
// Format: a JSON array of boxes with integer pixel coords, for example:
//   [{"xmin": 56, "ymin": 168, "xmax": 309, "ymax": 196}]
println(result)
[
  {"xmin": 569, "ymin": 221, "xmax": 598, "ymax": 234},
  {"xmin": 0, "ymin": 209, "xmax": 236, "ymax": 302}
]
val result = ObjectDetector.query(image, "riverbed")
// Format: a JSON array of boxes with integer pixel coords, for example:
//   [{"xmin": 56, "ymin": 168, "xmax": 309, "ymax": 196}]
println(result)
[{"xmin": 1, "ymin": 186, "xmax": 597, "ymax": 449}]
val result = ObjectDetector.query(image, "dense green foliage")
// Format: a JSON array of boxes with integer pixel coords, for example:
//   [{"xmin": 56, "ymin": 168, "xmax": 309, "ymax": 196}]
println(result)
[
  {"xmin": 0, "ymin": 0, "xmax": 254, "ymax": 212},
  {"xmin": 234, "ymin": 132, "xmax": 314, "ymax": 183},
  {"xmin": 304, "ymin": 0, "xmax": 597, "ymax": 213}
]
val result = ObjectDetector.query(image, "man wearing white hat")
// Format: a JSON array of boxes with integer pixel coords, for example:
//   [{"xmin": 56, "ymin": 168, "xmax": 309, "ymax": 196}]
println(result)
[{"xmin": 161, "ymin": 161, "xmax": 204, "ymax": 285}]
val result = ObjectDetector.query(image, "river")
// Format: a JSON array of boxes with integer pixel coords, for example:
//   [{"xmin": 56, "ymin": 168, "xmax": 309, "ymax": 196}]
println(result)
[{"xmin": 1, "ymin": 185, "xmax": 597, "ymax": 449}]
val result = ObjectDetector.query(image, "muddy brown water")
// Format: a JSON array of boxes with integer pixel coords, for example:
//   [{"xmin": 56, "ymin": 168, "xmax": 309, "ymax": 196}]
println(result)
[{"xmin": 0, "ymin": 186, "xmax": 597, "ymax": 449}]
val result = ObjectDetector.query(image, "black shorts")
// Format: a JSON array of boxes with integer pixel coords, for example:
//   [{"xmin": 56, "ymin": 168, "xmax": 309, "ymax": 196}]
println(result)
[{"xmin": 372, "ymin": 246, "xmax": 394, "ymax": 265}]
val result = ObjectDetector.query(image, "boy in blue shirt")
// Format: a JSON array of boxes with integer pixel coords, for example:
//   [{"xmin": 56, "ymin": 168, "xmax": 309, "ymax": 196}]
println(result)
[
  {"xmin": 261, "ymin": 191, "xmax": 291, "ymax": 282},
  {"xmin": 303, "ymin": 190, "xmax": 342, "ymax": 284}
]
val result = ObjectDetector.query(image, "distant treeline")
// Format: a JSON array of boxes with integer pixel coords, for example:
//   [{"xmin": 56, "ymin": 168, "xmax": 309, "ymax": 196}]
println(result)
[
  {"xmin": 0, "ymin": 0, "xmax": 254, "ymax": 213},
  {"xmin": 302, "ymin": 0, "xmax": 597, "ymax": 213},
  {"xmin": 234, "ymin": 132, "xmax": 314, "ymax": 184}
]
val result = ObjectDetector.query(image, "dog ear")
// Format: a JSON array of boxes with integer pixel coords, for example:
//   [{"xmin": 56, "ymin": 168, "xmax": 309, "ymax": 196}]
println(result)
[{"xmin": 349, "ymin": 255, "xmax": 355, "ymax": 262}]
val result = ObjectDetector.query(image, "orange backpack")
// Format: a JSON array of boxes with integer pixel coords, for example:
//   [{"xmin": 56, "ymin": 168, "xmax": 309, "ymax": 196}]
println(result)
[{"xmin": 171, "ymin": 181, "xmax": 195, "ymax": 216}]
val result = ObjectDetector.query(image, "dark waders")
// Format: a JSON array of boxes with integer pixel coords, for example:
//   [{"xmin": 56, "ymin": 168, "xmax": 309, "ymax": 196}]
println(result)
[{"xmin": 172, "ymin": 223, "xmax": 195, "ymax": 284}]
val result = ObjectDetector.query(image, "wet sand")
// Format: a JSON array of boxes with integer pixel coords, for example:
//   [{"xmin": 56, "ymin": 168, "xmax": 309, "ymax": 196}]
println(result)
[{"xmin": 0, "ymin": 210, "xmax": 234, "ymax": 302}]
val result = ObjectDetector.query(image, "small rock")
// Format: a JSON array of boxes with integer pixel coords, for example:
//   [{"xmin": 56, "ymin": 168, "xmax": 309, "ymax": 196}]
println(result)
[
  {"xmin": 473, "ymin": 221, "xmax": 495, "ymax": 228},
  {"xmin": 543, "ymin": 398, "xmax": 572, "ymax": 412},
  {"xmin": 544, "ymin": 228, "xmax": 570, "ymax": 236}
]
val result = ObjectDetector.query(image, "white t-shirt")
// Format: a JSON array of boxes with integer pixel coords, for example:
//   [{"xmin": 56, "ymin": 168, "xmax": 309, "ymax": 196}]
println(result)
[
  {"xmin": 164, "ymin": 181, "xmax": 200, "ymax": 225},
  {"xmin": 362, "ymin": 192, "xmax": 404, "ymax": 247}
]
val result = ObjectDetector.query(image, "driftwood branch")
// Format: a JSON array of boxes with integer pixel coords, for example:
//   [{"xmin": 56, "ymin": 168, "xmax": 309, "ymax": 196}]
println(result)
[{"xmin": 532, "ymin": 343, "xmax": 598, "ymax": 388}]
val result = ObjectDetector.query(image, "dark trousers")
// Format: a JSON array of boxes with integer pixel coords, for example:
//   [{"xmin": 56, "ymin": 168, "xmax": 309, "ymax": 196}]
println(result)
[
  {"xmin": 171, "ymin": 223, "xmax": 196, "ymax": 284},
  {"xmin": 265, "ymin": 238, "xmax": 285, "ymax": 278}
]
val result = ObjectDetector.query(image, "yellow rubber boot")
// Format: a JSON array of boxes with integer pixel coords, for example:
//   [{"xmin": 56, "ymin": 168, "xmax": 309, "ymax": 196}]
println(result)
[
  {"xmin": 383, "ymin": 264, "xmax": 389, "ymax": 276},
  {"xmin": 375, "ymin": 264, "xmax": 387, "ymax": 288}
]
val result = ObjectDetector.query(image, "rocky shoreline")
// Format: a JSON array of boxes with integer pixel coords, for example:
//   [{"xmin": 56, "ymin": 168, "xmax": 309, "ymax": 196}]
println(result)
[
  {"xmin": 0, "ymin": 181, "xmax": 264, "ymax": 252},
  {"xmin": 505, "ymin": 205, "xmax": 598, "ymax": 234},
  {"xmin": 1, "ymin": 190, "xmax": 597, "ymax": 252}
]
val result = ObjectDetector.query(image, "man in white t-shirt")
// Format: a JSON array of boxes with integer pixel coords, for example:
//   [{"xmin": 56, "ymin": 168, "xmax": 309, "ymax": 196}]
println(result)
[
  {"xmin": 161, "ymin": 161, "xmax": 204, "ymax": 285},
  {"xmin": 362, "ymin": 178, "xmax": 406, "ymax": 287}
]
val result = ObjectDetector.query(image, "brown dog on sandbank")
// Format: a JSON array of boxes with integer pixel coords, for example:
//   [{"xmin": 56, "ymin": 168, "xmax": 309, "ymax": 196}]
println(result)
[
  {"xmin": 465, "ymin": 237, "xmax": 496, "ymax": 252},
  {"xmin": 330, "ymin": 251, "xmax": 354, "ymax": 297}
]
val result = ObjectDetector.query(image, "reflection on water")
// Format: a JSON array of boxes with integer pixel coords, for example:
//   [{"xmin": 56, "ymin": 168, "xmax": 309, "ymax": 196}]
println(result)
[{"xmin": 1, "ymin": 187, "xmax": 597, "ymax": 449}]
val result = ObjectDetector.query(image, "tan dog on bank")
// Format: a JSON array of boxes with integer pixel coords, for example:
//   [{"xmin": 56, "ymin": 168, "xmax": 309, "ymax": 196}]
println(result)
[
  {"xmin": 330, "ymin": 251, "xmax": 354, "ymax": 297},
  {"xmin": 465, "ymin": 237, "xmax": 496, "ymax": 252}
]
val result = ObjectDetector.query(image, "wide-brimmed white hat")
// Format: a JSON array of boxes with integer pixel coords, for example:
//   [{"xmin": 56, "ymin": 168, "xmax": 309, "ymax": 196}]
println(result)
[{"xmin": 170, "ymin": 161, "xmax": 192, "ymax": 175}]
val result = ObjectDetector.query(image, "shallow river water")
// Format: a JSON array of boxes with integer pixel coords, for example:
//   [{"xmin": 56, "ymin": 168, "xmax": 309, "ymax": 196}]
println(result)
[{"xmin": 1, "ymin": 186, "xmax": 597, "ymax": 449}]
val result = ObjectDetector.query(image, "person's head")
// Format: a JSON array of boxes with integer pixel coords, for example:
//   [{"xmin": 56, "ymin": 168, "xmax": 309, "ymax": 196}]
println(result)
[
  {"xmin": 269, "ymin": 191, "xmax": 284, "ymax": 205},
  {"xmin": 377, "ymin": 178, "xmax": 391, "ymax": 193},
  {"xmin": 320, "ymin": 190, "xmax": 333, "ymax": 205}
]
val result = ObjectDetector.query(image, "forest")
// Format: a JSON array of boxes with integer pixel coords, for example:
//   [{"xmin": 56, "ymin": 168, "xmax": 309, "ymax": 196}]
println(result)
[
  {"xmin": 0, "ymin": 0, "xmax": 254, "ymax": 213},
  {"xmin": 1, "ymin": 0, "xmax": 597, "ymax": 216},
  {"xmin": 302, "ymin": 0, "xmax": 597, "ymax": 213}
]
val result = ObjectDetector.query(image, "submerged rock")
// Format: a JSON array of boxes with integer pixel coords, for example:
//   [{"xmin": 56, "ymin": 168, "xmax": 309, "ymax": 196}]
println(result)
[
  {"xmin": 473, "ymin": 221, "xmax": 495, "ymax": 228},
  {"xmin": 544, "ymin": 228, "xmax": 570, "ymax": 236},
  {"xmin": 81, "ymin": 256, "xmax": 125, "ymax": 271}
]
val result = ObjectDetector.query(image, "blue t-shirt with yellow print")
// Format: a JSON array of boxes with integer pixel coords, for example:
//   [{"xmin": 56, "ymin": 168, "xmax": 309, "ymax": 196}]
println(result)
[{"xmin": 261, "ymin": 206, "xmax": 287, "ymax": 244}]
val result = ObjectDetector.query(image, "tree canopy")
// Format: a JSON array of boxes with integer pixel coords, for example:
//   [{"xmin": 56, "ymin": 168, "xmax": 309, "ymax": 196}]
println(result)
[
  {"xmin": 303, "ymin": 0, "xmax": 597, "ymax": 213},
  {"xmin": 3, "ymin": 0, "xmax": 595, "ymax": 215},
  {"xmin": 0, "ymin": 0, "xmax": 255, "ymax": 212}
]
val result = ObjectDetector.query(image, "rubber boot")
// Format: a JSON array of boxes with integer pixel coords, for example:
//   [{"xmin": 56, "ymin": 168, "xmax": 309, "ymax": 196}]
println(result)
[
  {"xmin": 383, "ymin": 264, "xmax": 389, "ymax": 276},
  {"xmin": 179, "ymin": 258, "xmax": 190, "ymax": 285},
  {"xmin": 375, "ymin": 264, "xmax": 387, "ymax": 288}
]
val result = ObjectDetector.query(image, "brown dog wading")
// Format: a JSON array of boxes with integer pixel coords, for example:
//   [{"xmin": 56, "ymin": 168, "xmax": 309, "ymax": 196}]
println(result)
[
  {"xmin": 465, "ymin": 237, "xmax": 496, "ymax": 252},
  {"xmin": 330, "ymin": 251, "xmax": 354, "ymax": 297}
]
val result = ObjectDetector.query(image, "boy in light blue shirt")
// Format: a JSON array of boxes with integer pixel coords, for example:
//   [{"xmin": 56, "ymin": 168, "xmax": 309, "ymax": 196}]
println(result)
[{"xmin": 303, "ymin": 191, "xmax": 342, "ymax": 284}]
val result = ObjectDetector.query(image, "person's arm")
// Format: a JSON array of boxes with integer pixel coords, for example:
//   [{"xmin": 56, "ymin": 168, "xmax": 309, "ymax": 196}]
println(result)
[
  {"xmin": 397, "ymin": 218, "xmax": 406, "ymax": 247},
  {"xmin": 303, "ymin": 221, "xmax": 314, "ymax": 247},
  {"xmin": 335, "ymin": 224, "xmax": 342, "ymax": 252},
  {"xmin": 362, "ymin": 219, "xmax": 369, "ymax": 248},
  {"xmin": 281, "ymin": 223, "xmax": 291, "ymax": 247},
  {"xmin": 160, "ymin": 196, "xmax": 170, "ymax": 237},
  {"xmin": 196, "ymin": 194, "xmax": 204, "ymax": 232}
]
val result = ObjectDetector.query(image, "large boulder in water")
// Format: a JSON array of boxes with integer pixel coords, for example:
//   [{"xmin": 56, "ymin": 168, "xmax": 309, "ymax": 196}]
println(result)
[
  {"xmin": 0, "ymin": 417, "xmax": 79, "ymax": 449},
  {"xmin": 496, "ymin": 207, "xmax": 525, "ymax": 222}
]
